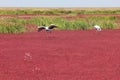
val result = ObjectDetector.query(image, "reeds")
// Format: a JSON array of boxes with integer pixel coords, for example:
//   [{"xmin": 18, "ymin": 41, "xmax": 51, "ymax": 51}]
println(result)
[
  {"xmin": 0, "ymin": 16, "xmax": 118, "ymax": 33},
  {"xmin": 30, "ymin": 16, "xmax": 117, "ymax": 30},
  {"xmin": 0, "ymin": 8, "xmax": 120, "ymax": 15},
  {"xmin": 0, "ymin": 18, "xmax": 25, "ymax": 33}
]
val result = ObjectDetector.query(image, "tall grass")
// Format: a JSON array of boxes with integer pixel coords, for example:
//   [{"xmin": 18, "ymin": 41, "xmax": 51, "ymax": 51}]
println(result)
[
  {"xmin": 0, "ymin": 16, "xmax": 118, "ymax": 33},
  {"xmin": 0, "ymin": 8, "xmax": 120, "ymax": 15},
  {"xmin": 29, "ymin": 16, "xmax": 89, "ymax": 30},
  {"xmin": 86, "ymin": 16, "xmax": 117, "ymax": 29},
  {"xmin": 0, "ymin": 18, "xmax": 25, "ymax": 33},
  {"xmin": 29, "ymin": 16, "xmax": 117, "ymax": 30}
]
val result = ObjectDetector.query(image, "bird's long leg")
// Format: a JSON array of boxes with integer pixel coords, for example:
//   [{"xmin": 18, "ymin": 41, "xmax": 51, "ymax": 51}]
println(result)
[{"xmin": 46, "ymin": 30, "xmax": 52, "ymax": 33}]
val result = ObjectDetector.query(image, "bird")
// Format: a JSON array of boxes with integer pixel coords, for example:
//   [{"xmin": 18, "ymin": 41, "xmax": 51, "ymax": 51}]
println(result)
[
  {"xmin": 93, "ymin": 25, "xmax": 102, "ymax": 31},
  {"xmin": 37, "ymin": 24, "xmax": 57, "ymax": 32}
]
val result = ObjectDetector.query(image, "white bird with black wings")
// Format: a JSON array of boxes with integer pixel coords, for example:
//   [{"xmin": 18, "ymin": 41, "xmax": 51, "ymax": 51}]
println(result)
[
  {"xmin": 37, "ymin": 24, "xmax": 57, "ymax": 32},
  {"xmin": 93, "ymin": 25, "xmax": 102, "ymax": 31}
]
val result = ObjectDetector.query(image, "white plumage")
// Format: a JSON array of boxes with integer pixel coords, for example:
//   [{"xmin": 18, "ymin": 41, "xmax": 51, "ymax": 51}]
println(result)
[
  {"xmin": 37, "ymin": 24, "xmax": 57, "ymax": 32},
  {"xmin": 93, "ymin": 25, "xmax": 102, "ymax": 31}
]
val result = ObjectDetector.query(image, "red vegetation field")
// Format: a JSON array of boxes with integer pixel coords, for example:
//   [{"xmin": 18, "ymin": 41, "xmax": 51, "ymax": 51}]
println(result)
[
  {"xmin": 0, "ymin": 14, "xmax": 120, "ymax": 18},
  {"xmin": 0, "ymin": 29, "xmax": 120, "ymax": 80}
]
